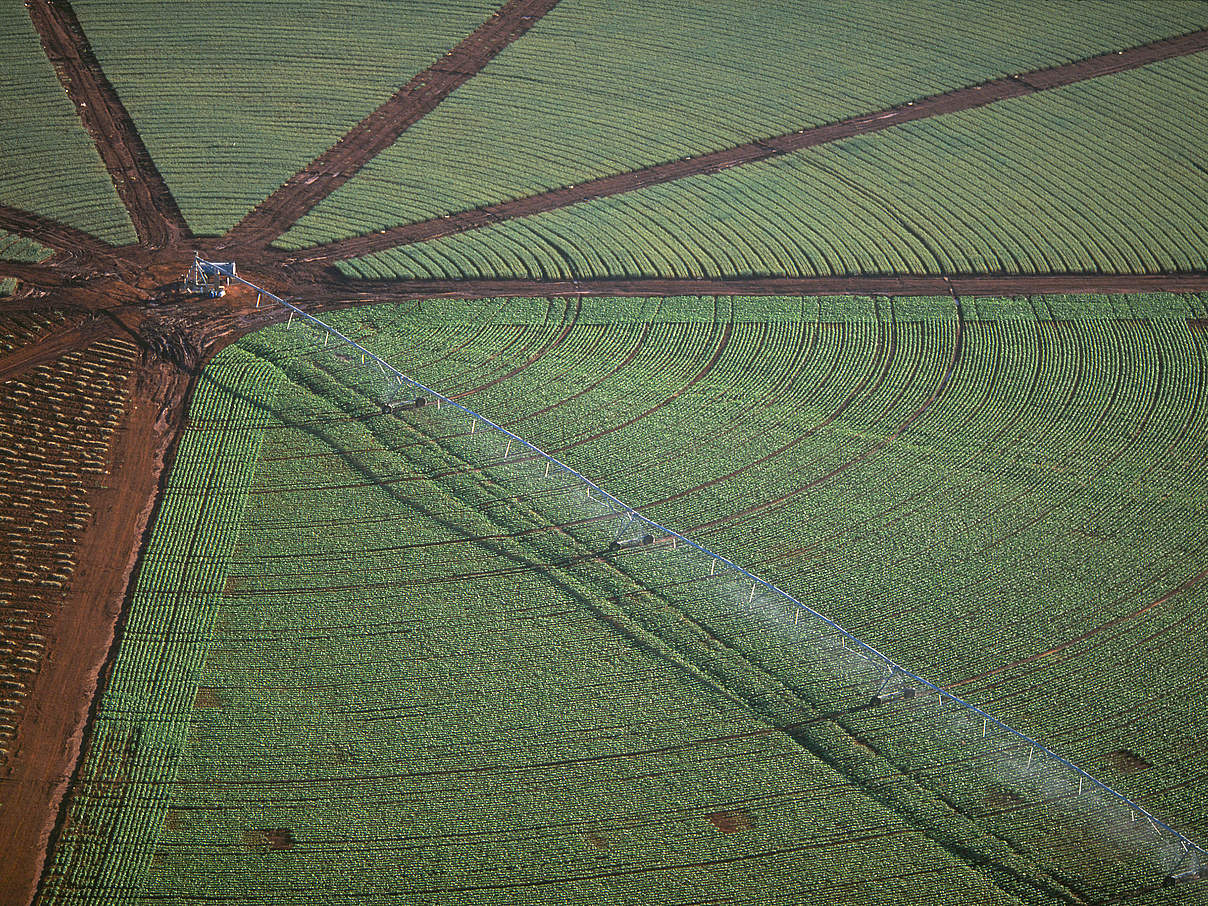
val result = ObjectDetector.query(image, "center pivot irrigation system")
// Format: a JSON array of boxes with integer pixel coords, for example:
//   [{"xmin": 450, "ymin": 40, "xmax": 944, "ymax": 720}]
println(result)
[{"xmin": 196, "ymin": 257, "xmax": 1206, "ymax": 886}]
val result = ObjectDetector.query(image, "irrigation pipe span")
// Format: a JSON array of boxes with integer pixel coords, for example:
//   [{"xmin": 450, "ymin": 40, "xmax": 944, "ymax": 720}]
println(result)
[{"xmin": 202, "ymin": 259, "xmax": 1207, "ymax": 874}]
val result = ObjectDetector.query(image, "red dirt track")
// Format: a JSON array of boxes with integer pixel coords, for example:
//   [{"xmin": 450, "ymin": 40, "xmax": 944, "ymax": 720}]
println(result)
[
  {"xmin": 27, "ymin": 0, "xmax": 190, "ymax": 249},
  {"xmin": 286, "ymin": 28, "xmax": 1208, "ymax": 265},
  {"xmin": 220, "ymin": 0, "xmax": 561, "ymax": 249},
  {"xmin": 2, "ymin": 2, "xmax": 1208, "ymax": 904},
  {"xmin": 302, "ymin": 272, "xmax": 1208, "ymax": 303}
]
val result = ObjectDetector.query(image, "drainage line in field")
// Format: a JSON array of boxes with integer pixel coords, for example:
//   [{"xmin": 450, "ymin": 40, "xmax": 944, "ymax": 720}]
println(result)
[{"xmin": 199, "ymin": 259, "xmax": 1207, "ymax": 876}]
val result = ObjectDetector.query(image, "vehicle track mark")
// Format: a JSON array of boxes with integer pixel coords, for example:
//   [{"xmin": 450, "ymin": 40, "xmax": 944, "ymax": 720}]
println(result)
[
  {"xmin": 289, "ymin": 28, "xmax": 1208, "ymax": 265},
  {"xmin": 221, "ymin": 0, "xmax": 561, "ymax": 249}
]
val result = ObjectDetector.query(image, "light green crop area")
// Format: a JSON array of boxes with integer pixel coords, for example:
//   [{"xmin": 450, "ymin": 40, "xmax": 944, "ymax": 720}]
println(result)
[
  {"xmin": 70, "ymin": 0, "xmax": 499, "ymax": 236},
  {"xmin": 0, "ymin": 6, "xmax": 135, "ymax": 245},
  {"xmin": 280, "ymin": 0, "xmax": 1208, "ymax": 248},
  {"xmin": 42, "ymin": 295, "xmax": 1208, "ymax": 904},
  {"xmin": 340, "ymin": 54, "xmax": 1208, "ymax": 280}
]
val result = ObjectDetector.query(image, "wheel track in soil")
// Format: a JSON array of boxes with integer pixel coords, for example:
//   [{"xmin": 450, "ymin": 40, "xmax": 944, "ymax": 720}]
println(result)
[
  {"xmin": 0, "ymin": 261, "xmax": 66, "ymax": 288},
  {"xmin": 27, "ymin": 0, "xmax": 190, "ymax": 249},
  {"xmin": 286, "ymin": 28, "xmax": 1208, "ymax": 266}
]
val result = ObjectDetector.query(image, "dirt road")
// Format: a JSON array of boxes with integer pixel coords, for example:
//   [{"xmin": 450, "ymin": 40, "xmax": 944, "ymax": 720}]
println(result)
[{"xmin": 290, "ymin": 28, "xmax": 1208, "ymax": 265}]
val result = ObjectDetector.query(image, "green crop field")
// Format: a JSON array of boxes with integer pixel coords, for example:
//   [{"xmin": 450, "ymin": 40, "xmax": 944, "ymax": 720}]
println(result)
[
  {"xmin": 41, "ymin": 295, "xmax": 1208, "ymax": 904},
  {"xmin": 278, "ymin": 0, "xmax": 1208, "ymax": 250},
  {"xmin": 6, "ymin": 0, "xmax": 1208, "ymax": 902},
  {"xmin": 0, "ymin": 232, "xmax": 51, "ymax": 296},
  {"xmin": 0, "ymin": 6, "xmax": 134, "ymax": 246},
  {"xmin": 68, "ymin": 0, "xmax": 500, "ymax": 236},
  {"xmin": 337, "ymin": 53, "xmax": 1208, "ymax": 281}
]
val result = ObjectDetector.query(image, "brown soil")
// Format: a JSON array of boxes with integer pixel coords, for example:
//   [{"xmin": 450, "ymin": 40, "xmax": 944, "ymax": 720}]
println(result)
[
  {"xmin": 27, "ymin": 0, "xmax": 190, "ymax": 249},
  {"xmin": 1104, "ymin": 749, "xmax": 1152, "ymax": 775},
  {"xmin": 0, "ymin": 261, "xmax": 68, "ymax": 288},
  {"xmin": 220, "ymin": 0, "xmax": 561, "ymax": 249},
  {"xmin": 243, "ymin": 827, "xmax": 296, "ymax": 850},
  {"xmin": 287, "ymin": 28, "xmax": 1208, "ymax": 266},
  {"xmin": 192, "ymin": 687, "xmax": 224, "ymax": 710},
  {"xmin": 705, "ymin": 810, "xmax": 755, "ymax": 834}
]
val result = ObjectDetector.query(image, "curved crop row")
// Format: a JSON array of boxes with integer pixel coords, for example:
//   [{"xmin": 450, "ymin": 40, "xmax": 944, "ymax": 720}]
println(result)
[
  {"xmin": 295, "ymin": 296, "xmax": 1208, "ymax": 846},
  {"xmin": 44, "ymin": 317, "xmax": 1035, "ymax": 905},
  {"xmin": 281, "ymin": 0, "xmax": 1208, "ymax": 248},
  {"xmin": 342, "ymin": 53, "xmax": 1208, "ymax": 282}
]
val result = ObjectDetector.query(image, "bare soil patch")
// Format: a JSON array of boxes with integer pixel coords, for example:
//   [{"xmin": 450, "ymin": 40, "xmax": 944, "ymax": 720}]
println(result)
[
  {"xmin": 706, "ymin": 810, "xmax": 755, "ymax": 834},
  {"xmin": 243, "ymin": 827, "xmax": 297, "ymax": 851},
  {"xmin": 1104, "ymin": 749, "xmax": 1152, "ymax": 775}
]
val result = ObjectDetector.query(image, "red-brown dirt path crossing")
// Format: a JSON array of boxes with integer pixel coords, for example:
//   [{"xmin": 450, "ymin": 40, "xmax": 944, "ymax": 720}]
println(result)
[
  {"xmin": 219, "ymin": 0, "xmax": 561, "ymax": 249},
  {"xmin": 285, "ymin": 28, "xmax": 1208, "ymax": 266}
]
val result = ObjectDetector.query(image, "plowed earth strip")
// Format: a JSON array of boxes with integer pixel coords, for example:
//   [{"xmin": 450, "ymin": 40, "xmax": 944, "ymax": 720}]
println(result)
[
  {"xmin": 291, "ymin": 27, "xmax": 1208, "ymax": 265},
  {"xmin": 306, "ymin": 272, "xmax": 1208, "ymax": 302},
  {"xmin": 0, "ymin": 349, "xmax": 194, "ymax": 906},
  {"xmin": 27, "ymin": 0, "xmax": 189, "ymax": 248},
  {"xmin": 220, "ymin": 0, "xmax": 561, "ymax": 249},
  {"xmin": 0, "ymin": 204, "xmax": 114, "ymax": 260},
  {"xmin": 0, "ymin": 319, "xmax": 110, "ymax": 383}
]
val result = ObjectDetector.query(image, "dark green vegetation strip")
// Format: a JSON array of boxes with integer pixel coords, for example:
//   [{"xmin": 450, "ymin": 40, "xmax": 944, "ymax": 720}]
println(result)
[
  {"xmin": 42, "ymin": 295, "xmax": 1208, "ymax": 903},
  {"xmin": 67, "ymin": 0, "xmax": 500, "ymax": 237},
  {"xmin": 338, "ymin": 54, "xmax": 1208, "ymax": 282},
  {"xmin": 279, "ymin": 0, "xmax": 1208, "ymax": 248},
  {"xmin": 0, "ymin": 5, "xmax": 134, "ymax": 246}
]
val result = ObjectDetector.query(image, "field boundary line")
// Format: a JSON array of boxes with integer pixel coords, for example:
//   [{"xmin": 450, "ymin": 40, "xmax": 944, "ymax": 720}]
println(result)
[
  {"xmin": 305, "ymin": 272, "xmax": 1208, "ymax": 302},
  {"xmin": 201, "ymin": 259, "xmax": 1208, "ymax": 877},
  {"xmin": 220, "ymin": 0, "xmax": 561, "ymax": 249},
  {"xmin": 287, "ymin": 28, "xmax": 1208, "ymax": 265},
  {"xmin": 27, "ymin": 0, "xmax": 190, "ymax": 248}
]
